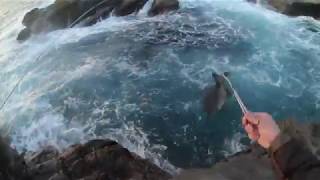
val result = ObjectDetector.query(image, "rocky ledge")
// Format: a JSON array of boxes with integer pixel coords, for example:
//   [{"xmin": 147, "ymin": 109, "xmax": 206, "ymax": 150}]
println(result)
[
  {"xmin": 17, "ymin": 0, "xmax": 180, "ymax": 41},
  {"xmin": 0, "ymin": 138, "xmax": 171, "ymax": 180},
  {"xmin": 249, "ymin": 0, "xmax": 320, "ymax": 19},
  {"xmin": 269, "ymin": 0, "xmax": 320, "ymax": 18},
  {"xmin": 1, "ymin": 119, "xmax": 318, "ymax": 180}
]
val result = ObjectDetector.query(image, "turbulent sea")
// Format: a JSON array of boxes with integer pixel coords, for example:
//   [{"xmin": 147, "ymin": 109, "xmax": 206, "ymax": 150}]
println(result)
[{"xmin": 1, "ymin": 0, "xmax": 320, "ymax": 172}]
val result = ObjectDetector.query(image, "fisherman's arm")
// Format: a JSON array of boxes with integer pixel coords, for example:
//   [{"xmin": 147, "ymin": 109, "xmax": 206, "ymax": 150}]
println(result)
[
  {"xmin": 269, "ymin": 134, "xmax": 320, "ymax": 180},
  {"xmin": 242, "ymin": 112, "xmax": 320, "ymax": 180}
]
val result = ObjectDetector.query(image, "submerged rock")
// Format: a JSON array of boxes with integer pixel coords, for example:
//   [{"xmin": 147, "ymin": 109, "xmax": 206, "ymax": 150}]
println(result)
[{"xmin": 17, "ymin": 0, "xmax": 180, "ymax": 41}]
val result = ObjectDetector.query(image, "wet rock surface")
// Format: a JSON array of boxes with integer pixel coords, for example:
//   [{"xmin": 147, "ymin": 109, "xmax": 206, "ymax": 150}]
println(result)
[
  {"xmin": 1, "ymin": 120, "xmax": 319, "ymax": 180},
  {"xmin": 253, "ymin": 0, "xmax": 320, "ymax": 19},
  {"xmin": 17, "ymin": 0, "xmax": 180, "ymax": 41},
  {"xmin": 114, "ymin": 0, "xmax": 148, "ymax": 16},
  {"xmin": 148, "ymin": 0, "xmax": 179, "ymax": 16},
  {"xmin": 0, "ymin": 136, "xmax": 29, "ymax": 180},
  {"xmin": 0, "ymin": 139, "xmax": 171, "ymax": 180}
]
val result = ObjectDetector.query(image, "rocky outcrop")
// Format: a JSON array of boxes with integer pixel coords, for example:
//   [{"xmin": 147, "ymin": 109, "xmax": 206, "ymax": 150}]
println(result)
[
  {"xmin": 148, "ymin": 0, "xmax": 180, "ymax": 16},
  {"xmin": 114, "ymin": 0, "xmax": 148, "ymax": 16},
  {"xmin": 18, "ymin": 0, "xmax": 119, "ymax": 41},
  {"xmin": 0, "ymin": 138, "xmax": 171, "ymax": 180},
  {"xmin": 173, "ymin": 119, "xmax": 320, "ymax": 180},
  {"xmin": 0, "ymin": 136, "xmax": 29, "ymax": 180},
  {"xmin": 17, "ymin": 0, "xmax": 180, "ymax": 41},
  {"xmin": 254, "ymin": 0, "xmax": 320, "ymax": 19},
  {"xmin": 284, "ymin": 2, "xmax": 320, "ymax": 18},
  {"xmin": 1, "ymin": 119, "xmax": 319, "ymax": 180},
  {"xmin": 173, "ymin": 147, "xmax": 276, "ymax": 180}
]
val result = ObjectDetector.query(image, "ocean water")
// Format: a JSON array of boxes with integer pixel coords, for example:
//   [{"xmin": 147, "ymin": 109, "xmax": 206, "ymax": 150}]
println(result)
[{"xmin": 1, "ymin": 0, "xmax": 320, "ymax": 172}]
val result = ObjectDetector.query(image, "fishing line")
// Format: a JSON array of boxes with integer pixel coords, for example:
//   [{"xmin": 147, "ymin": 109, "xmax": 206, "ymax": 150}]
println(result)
[{"xmin": 69, "ymin": 0, "xmax": 110, "ymax": 28}]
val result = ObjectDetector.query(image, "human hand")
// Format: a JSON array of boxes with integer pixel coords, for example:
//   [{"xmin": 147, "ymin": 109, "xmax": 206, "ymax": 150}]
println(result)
[{"xmin": 242, "ymin": 112, "xmax": 281, "ymax": 149}]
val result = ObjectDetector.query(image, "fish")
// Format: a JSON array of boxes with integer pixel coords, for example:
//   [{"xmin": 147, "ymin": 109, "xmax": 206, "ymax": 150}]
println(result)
[{"xmin": 203, "ymin": 72, "xmax": 232, "ymax": 116}]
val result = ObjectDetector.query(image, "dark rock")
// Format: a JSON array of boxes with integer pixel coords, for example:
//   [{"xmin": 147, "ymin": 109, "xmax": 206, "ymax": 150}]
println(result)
[
  {"xmin": 22, "ymin": 8, "xmax": 41, "ymax": 27},
  {"xmin": 25, "ymin": 146, "xmax": 59, "ymax": 166},
  {"xmin": 17, "ymin": 28, "xmax": 31, "ymax": 42},
  {"xmin": 267, "ymin": 0, "xmax": 320, "ymax": 19},
  {"xmin": 20, "ymin": 139, "xmax": 171, "ymax": 180},
  {"xmin": 18, "ymin": 0, "xmax": 112, "ymax": 41},
  {"xmin": 173, "ymin": 153, "xmax": 275, "ymax": 180},
  {"xmin": 0, "ymin": 138, "xmax": 170, "ymax": 180},
  {"xmin": 70, "ymin": 0, "xmax": 118, "ymax": 27},
  {"xmin": 18, "ymin": 0, "xmax": 181, "ymax": 41},
  {"xmin": 48, "ymin": 173, "xmax": 69, "ymax": 180},
  {"xmin": 148, "ymin": 0, "xmax": 180, "ymax": 16},
  {"xmin": 114, "ymin": 0, "xmax": 148, "ymax": 16},
  {"xmin": 0, "ymin": 137, "xmax": 29, "ymax": 180},
  {"xmin": 285, "ymin": 2, "xmax": 320, "ymax": 18},
  {"xmin": 30, "ymin": 159, "xmax": 58, "ymax": 178},
  {"xmin": 82, "ymin": 139, "xmax": 117, "ymax": 151}
]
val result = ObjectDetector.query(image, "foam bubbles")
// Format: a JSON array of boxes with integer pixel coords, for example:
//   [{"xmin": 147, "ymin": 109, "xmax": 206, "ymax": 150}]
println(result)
[
  {"xmin": 10, "ymin": 111, "xmax": 86, "ymax": 152},
  {"xmin": 222, "ymin": 132, "xmax": 246, "ymax": 156}
]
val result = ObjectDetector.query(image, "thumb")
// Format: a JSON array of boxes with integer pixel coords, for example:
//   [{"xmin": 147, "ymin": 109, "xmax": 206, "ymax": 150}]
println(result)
[{"xmin": 244, "ymin": 112, "xmax": 260, "ymax": 125}]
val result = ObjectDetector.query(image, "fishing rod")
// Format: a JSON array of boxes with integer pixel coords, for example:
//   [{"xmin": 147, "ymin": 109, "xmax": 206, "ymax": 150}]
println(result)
[{"xmin": 222, "ymin": 74, "xmax": 248, "ymax": 114}]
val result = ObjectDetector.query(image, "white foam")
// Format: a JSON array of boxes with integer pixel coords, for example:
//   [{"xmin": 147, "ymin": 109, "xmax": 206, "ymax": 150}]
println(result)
[
  {"xmin": 222, "ymin": 132, "xmax": 246, "ymax": 156},
  {"xmin": 10, "ymin": 109, "xmax": 87, "ymax": 152}
]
